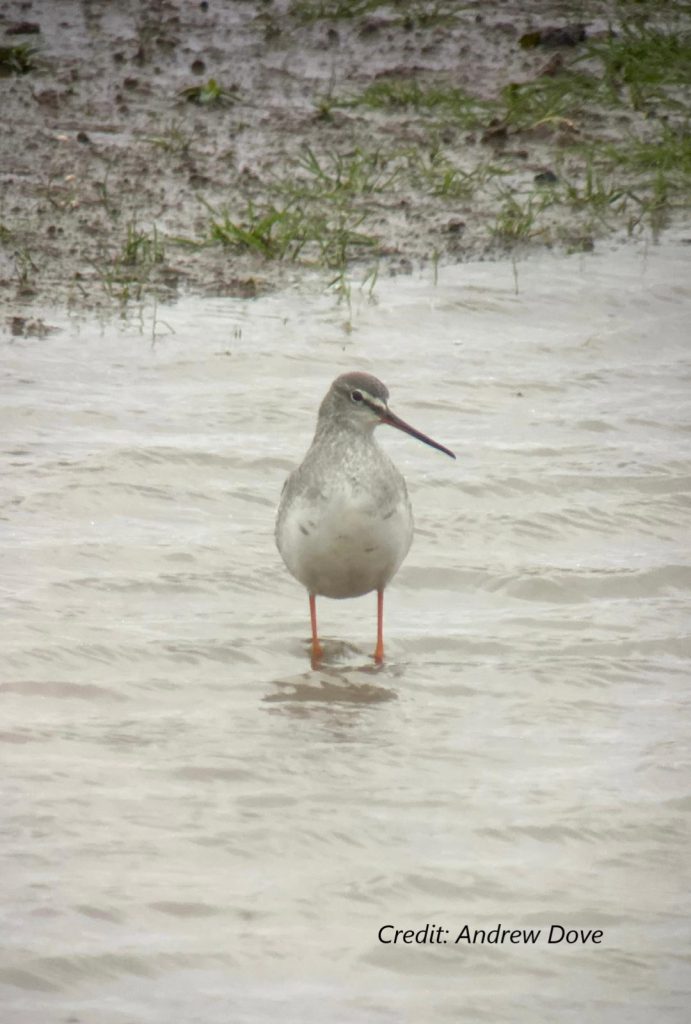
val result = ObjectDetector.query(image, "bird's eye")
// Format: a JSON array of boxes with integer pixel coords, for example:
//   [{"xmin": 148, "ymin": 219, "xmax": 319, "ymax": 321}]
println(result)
[{"xmin": 351, "ymin": 390, "xmax": 363, "ymax": 403}]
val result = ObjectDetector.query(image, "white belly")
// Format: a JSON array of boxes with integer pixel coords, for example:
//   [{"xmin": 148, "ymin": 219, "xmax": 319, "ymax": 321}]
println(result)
[{"xmin": 277, "ymin": 488, "xmax": 413, "ymax": 599}]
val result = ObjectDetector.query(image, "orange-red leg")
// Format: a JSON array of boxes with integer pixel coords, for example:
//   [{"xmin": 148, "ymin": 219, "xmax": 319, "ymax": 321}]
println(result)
[
  {"xmin": 309, "ymin": 594, "xmax": 324, "ymax": 666},
  {"xmin": 374, "ymin": 588, "xmax": 384, "ymax": 664}
]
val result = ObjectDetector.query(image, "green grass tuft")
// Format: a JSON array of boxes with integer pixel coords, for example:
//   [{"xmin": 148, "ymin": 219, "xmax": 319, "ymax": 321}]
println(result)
[
  {"xmin": 344, "ymin": 78, "xmax": 485, "ymax": 129},
  {"xmin": 289, "ymin": 145, "xmax": 404, "ymax": 198},
  {"xmin": 499, "ymin": 73, "xmax": 602, "ymax": 130},
  {"xmin": 586, "ymin": 25, "xmax": 691, "ymax": 110},
  {"xmin": 179, "ymin": 79, "xmax": 238, "ymax": 107},
  {"xmin": 0, "ymin": 43, "xmax": 36, "ymax": 75},
  {"xmin": 490, "ymin": 191, "xmax": 555, "ymax": 242},
  {"xmin": 203, "ymin": 200, "xmax": 307, "ymax": 259},
  {"xmin": 95, "ymin": 222, "xmax": 166, "ymax": 303},
  {"xmin": 603, "ymin": 124, "xmax": 691, "ymax": 179}
]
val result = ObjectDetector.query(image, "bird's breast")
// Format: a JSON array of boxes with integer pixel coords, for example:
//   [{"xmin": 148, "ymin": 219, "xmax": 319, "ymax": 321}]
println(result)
[{"xmin": 276, "ymin": 473, "xmax": 413, "ymax": 599}]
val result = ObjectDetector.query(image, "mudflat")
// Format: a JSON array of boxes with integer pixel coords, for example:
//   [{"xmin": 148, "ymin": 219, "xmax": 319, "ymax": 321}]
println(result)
[{"xmin": 1, "ymin": 0, "xmax": 689, "ymax": 322}]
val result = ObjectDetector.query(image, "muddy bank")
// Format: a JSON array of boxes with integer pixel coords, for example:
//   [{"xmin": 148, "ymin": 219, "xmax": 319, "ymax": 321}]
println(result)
[{"xmin": 0, "ymin": 0, "xmax": 689, "ymax": 323}]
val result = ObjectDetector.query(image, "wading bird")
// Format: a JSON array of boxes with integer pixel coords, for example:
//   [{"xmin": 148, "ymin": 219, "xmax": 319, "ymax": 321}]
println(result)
[{"xmin": 276, "ymin": 372, "xmax": 455, "ymax": 665}]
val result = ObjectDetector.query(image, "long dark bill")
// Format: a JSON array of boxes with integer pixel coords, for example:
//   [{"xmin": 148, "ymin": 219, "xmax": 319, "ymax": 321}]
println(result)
[{"xmin": 382, "ymin": 409, "xmax": 456, "ymax": 460}]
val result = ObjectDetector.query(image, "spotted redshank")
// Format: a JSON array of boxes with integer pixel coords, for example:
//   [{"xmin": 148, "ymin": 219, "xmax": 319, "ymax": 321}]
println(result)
[{"xmin": 275, "ymin": 372, "xmax": 455, "ymax": 665}]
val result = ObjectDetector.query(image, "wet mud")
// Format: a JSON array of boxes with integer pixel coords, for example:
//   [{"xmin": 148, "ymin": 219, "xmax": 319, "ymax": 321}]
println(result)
[{"xmin": 1, "ymin": 0, "xmax": 688, "ymax": 323}]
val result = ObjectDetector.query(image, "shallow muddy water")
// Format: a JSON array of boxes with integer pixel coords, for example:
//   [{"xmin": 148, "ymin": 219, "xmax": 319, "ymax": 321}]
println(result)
[{"xmin": 2, "ymin": 239, "xmax": 691, "ymax": 1022}]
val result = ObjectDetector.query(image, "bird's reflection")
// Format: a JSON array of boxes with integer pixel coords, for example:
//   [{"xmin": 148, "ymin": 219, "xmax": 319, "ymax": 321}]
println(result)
[{"xmin": 264, "ymin": 639, "xmax": 400, "ymax": 713}]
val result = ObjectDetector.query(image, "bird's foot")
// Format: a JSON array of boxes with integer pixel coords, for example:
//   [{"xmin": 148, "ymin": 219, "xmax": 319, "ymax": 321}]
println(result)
[{"xmin": 310, "ymin": 638, "xmax": 325, "ymax": 669}]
